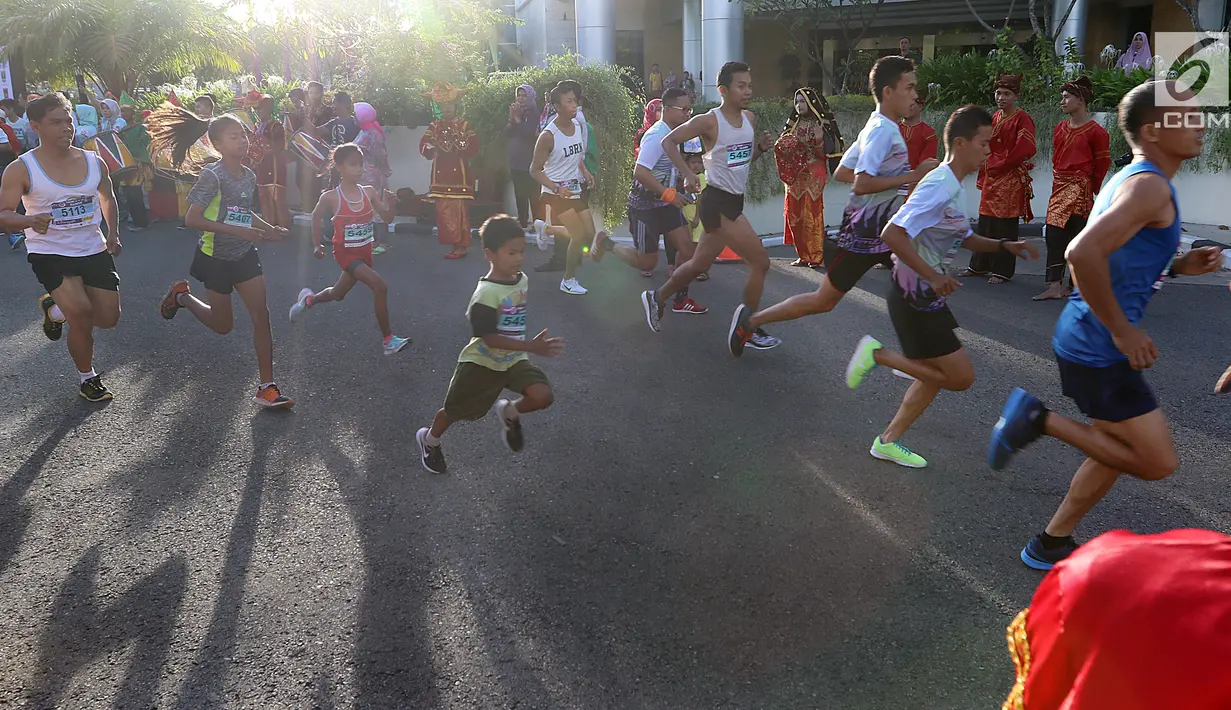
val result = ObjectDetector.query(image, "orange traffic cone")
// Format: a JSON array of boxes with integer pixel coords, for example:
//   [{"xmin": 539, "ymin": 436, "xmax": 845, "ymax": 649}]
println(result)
[{"xmin": 715, "ymin": 245, "xmax": 743, "ymax": 263}]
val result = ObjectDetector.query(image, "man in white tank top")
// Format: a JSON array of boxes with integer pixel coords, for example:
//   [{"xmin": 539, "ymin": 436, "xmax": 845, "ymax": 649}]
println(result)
[
  {"xmin": 530, "ymin": 81, "xmax": 599, "ymax": 296},
  {"xmin": 0, "ymin": 93, "xmax": 122, "ymax": 402},
  {"xmin": 641, "ymin": 62, "xmax": 779, "ymax": 350}
]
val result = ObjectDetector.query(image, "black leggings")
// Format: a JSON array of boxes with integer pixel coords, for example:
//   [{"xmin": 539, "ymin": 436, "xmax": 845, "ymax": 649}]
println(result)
[
  {"xmin": 1044, "ymin": 215, "xmax": 1087, "ymax": 284},
  {"xmin": 510, "ymin": 170, "xmax": 538, "ymax": 228},
  {"xmin": 969, "ymin": 215, "xmax": 1020, "ymax": 279}
]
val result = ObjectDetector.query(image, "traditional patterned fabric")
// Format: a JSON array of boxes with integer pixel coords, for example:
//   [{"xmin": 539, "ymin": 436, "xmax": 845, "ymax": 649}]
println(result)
[
  {"xmin": 435, "ymin": 198, "xmax": 471, "ymax": 248},
  {"xmin": 900, "ymin": 120, "xmax": 938, "ymax": 170},
  {"xmin": 1003, "ymin": 529, "xmax": 1231, "ymax": 710},
  {"xmin": 420, "ymin": 117, "xmax": 478, "ymax": 199},
  {"xmin": 783, "ymin": 161, "xmax": 826, "ymax": 263},
  {"xmin": 781, "ymin": 87, "xmax": 844, "ymax": 173},
  {"xmin": 776, "ymin": 93, "xmax": 832, "ymax": 264},
  {"xmin": 1046, "ymin": 119, "xmax": 1110, "ymax": 228},
  {"xmin": 978, "ymin": 108, "xmax": 1036, "ymax": 221}
]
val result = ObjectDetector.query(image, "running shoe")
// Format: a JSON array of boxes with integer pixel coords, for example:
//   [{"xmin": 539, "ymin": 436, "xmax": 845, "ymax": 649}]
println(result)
[
  {"xmin": 591, "ymin": 231, "xmax": 609, "ymax": 263},
  {"xmin": 746, "ymin": 328, "xmax": 782, "ymax": 351},
  {"xmin": 372, "ymin": 245, "xmax": 389, "ymax": 256},
  {"xmin": 289, "ymin": 287, "xmax": 313, "ymax": 322},
  {"xmin": 383, "ymin": 335, "xmax": 410, "ymax": 356},
  {"xmin": 254, "ymin": 383, "xmax": 294, "ymax": 409},
  {"xmin": 672, "ymin": 297, "xmax": 708, "ymax": 315},
  {"xmin": 987, "ymin": 387, "xmax": 1046, "ymax": 471},
  {"xmin": 1217, "ymin": 365, "xmax": 1231, "ymax": 395},
  {"xmin": 846, "ymin": 335, "xmax": 882, "ymax": 389},
  {"xmin": 727, "ymin": 303, "xmax": 754, "ymax": 357},
  {"xmin": 9, "ymin": 233, "xmax": 24, "ymax": 250},
  {"xmin": 416, "ymin": 427, "xmax": 447, "ymax": 474},
  {"xmin": 560, "ymin": 277, "xmax": 587, "ymax": 295},
  {"xmin": 79, "ymin": 375, "xmax": 113, "ymax": 402},
  {"xmin": 1020, "ymin": 534, "xmax": 1079, "ymax": 571},
  {"xmin": 640, "ymin": 290, "xmax": 662, "ymax": 333},
  {"xmin": 39, "ymin": 294, "xmax": 63, "ymax": 341},
  {"xmin": 160, "ymin": 280, "xmax": 189, "ymax": 320},
  {"xmin": 870, "ymin": 436, "xmax": 927, "ymax": 468},
  {"xmin": 495, "ymin": 399, "xmax": 525, "ymax": 453},
  {"xmin": 893, "ymin": 369, "xmax": 916, "ymax": 381},
  {"xmin": 533, "ymin": 219, "xmax": 550, "ymax": 251}
]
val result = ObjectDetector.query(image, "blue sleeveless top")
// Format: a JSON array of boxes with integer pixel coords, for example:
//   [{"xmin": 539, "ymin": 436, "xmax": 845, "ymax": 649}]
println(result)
[{"xmin": 1053, "ymin": 160, "xmax": 1181, "ymax": 367}]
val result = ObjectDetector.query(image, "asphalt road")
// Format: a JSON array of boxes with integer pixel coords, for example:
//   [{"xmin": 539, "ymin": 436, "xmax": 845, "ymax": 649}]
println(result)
[{"xmin": 1, "ymin": 224, "xmax": 1228, "ymax": 709}]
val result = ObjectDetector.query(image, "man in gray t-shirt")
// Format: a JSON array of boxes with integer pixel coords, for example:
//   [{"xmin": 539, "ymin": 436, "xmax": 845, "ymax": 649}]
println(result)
[{"xmin": 186, "ymin": 162, "xmax": 260, "ymax": 260}]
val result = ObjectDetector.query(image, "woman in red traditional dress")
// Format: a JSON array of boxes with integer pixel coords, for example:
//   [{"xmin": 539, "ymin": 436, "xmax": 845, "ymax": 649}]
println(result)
[
  {"xmin": 1034, "ymin": 76, "xmax": 1110, "ymax": 301},
  {"xmin": 964, "ymin": 75, "xmax": 1036, "ymax": 284},
  {"xmin": 775, "ymin": 88, "xmax": 843, "ymax": 268},
  {"xmin": 1003, "ymin": 529, "xmax": 1231, "ymax": 710},
  {"xmin": 419, "ymin": 83, "xmax": 479, "ymax": 259}
]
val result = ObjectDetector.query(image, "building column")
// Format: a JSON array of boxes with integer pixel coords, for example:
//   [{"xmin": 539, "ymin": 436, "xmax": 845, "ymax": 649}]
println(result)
[
  {"xmin": 1199, "ymin": 0, "xmax": 1227, "ymax": 31},
  {"xmin": 683, "ymin": 0, "xmax": 703, "ymax": 87},
  {"xmin": 575, "ymin": 0, "xmax": 616, "ymax": 64},
  {"xmin": 701, "ymin": 0, "xmax": 744, "ymax": 101},
  {"xmin": 821, "ymin": 39, "xmax": 836, "ymax": 95},
  {"xmin": 1053, "ymin": 0, "xmax": 1088, "ymax": 62},
  {"xmin": 922, "ymin": 34, "xmax": 936, "ymax": 63}
]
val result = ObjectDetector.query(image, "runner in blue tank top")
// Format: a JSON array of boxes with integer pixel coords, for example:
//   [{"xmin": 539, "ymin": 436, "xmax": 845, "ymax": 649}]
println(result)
[{"xmin": 986, "ymin": 82, "xmax": 1225, "ymax": 571}]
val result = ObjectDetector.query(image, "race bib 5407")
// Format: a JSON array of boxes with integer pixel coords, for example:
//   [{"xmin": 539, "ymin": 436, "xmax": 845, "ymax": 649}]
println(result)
[{"xmin": 223, "ymin": 206, "xmax": 253, "ymax": 228}]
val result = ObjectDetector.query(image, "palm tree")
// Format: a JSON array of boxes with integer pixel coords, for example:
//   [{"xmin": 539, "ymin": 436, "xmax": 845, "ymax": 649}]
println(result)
[{"xmin": 0, "ymin": 0, "xmax": 249, "ymax": 94}]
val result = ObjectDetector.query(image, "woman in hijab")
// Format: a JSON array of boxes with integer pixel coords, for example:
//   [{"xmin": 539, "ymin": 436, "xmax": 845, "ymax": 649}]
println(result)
[
  {"xmin": 354, "ymin": 101, "xmax": 394, "ymax": 253},
  {"xmin": 774, "ymin": 88, "xmax": 844, "ymax": 268},
  {"xmin": 633, "ymin": 98, "xmax": 662, "ymax": 160},
  {"xmin": 74, "ymin": 103, "xmax": 99, "ymax": 145},
  {"xmin": 506, "ymin": 84, "xmax": 540, "ymax": 229},
  {"xmin": 99, "ymin": 98, "xmax": 126, "ymax": 132},
  {"xmin": 1116, "ymin": 32, "xmax": 1153, "ymax": 74}
]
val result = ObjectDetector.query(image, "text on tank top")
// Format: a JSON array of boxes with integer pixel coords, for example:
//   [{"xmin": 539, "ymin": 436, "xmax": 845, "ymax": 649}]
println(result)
[
  {"xmin": 332, "ymin": 186, "xmax": 375, "ymax": 249},
  {"xmin": 541, "ymin": 118, "xmax": 587, "ymax": 198},
  {"xmin": 20, "ymin": 150, "xmax": 106, "ymax": 257},
  {"xmin": 703, "ymin": 107, "xmax": 754, "ymax": 195}
]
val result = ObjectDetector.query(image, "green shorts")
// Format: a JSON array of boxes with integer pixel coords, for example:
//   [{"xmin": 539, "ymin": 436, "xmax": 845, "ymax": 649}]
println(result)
[{"xmin": 444, "ymin": 360, "xmax": 550, "ymax": 422}]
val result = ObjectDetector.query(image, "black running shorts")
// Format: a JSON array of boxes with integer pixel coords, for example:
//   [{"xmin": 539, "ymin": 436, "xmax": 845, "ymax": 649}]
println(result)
[
  {"xmin": 697, "ymin": 185, "xmax": 744, "ymax": 233},
  {"xmin": 630, "ymin": 205, "xmax": 687, "ymax": 254},
  {"xmin": 886, "ymin": 282, "xmax": 962, "ymax": 361},
  {"xmin": 444, "ymin": 360, "xmax": 550, "ymax": 422},
  {"xmin": 29, "ymin": 250, "xmax": 120, "ymax": 293},
  {"xmin": 825, "ymin": 247, "xmax": 893, "ymax": 293},
  {"xmin": 190, "ymin": 247, "xmax": 263, "ymax": 294}
]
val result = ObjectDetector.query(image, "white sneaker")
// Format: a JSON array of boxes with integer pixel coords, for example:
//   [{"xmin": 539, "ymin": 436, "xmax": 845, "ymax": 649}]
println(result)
[
  {"xmin": 559, "ymin": 278, "xmax": 588, "ymax": 295},
  {"xmin": 534, "ymin": 219, "xmax": 550, "ymax": 251},
  {"xmin": 289, "ymin": 288, "xmax": 313, "ymax": 322}
]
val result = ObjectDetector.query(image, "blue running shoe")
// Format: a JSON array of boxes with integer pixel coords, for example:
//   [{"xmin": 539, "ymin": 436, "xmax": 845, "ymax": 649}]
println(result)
[
  {"xmin": 1020, "ymin": 534, "xmax": 1078, "ymax": 571},
  {"xmin": 9, "ymin": 232, "xmax": 25, "ymax": 250},
  {"xmin": 988, "ymin": 387, "xmax": 1046, "ymax": 470}
]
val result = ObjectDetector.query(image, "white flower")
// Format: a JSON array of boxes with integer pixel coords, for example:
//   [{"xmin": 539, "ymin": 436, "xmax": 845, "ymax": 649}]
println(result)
[
  {"xmin": 181, "ymin": 76, "xmax": 198, "ymax": 91},
  {"xmin": 928, "ymin": 82, "xmax": 939, "ymax": 91},
  {"xmin": 987, "ymin": 49, "xmax": 998, "ymax": 58},
  {"xmin": 1101, "ymin": 44, "xmax": 1118, "ymax": 58}
]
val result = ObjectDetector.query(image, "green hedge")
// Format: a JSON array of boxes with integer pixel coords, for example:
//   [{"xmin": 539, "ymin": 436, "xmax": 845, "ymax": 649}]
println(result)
[{"xmin": 463, "ymin": 54, "xmax": 641, "ymax": 225}]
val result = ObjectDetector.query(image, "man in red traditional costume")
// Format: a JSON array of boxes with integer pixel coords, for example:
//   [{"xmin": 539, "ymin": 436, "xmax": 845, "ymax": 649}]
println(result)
[
  {"xmin": 1033, "ymin": 76, "xmax": 1110, "ymax": 301},
  {"xmin": 420, "ymin": 82, "xmax": 479, "ymax": 259},
  {"xmin": 1003, "ymin": 529, "xmax": 1231, "ymax": 710},
  {"xmin": 963, "ymin": 74, "xmax": 1035, "ymax": 284},
  {"xmin": 899, "ymin": 85, "xmax": 936, "ymax": 170}
]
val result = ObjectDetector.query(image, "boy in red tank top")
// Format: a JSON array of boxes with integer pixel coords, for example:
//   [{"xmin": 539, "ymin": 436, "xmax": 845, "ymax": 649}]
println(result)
[{"xmin": 289, "ymin": 144, "xmax": 410, "ymax": 355}]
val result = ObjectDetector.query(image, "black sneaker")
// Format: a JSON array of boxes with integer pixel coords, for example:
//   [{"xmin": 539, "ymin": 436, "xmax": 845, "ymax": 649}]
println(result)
[
  {"xmin": 728, "ymin": 303, "xmax": 754, "ymax": 357},
  {"xmin": 40, "ymin": 294, "xmax": 63, "ymax": 341},
  {"xmin": 495, "ymin": 399, "xmax": 525, "ymax": 452},
  {"xmin": 640, "ymin": 290, "xmax": 662, "ymax": 333},
  {"xmin": 534, "ymin": 258, "xmax": 566, "ymax": 272},
  {"xmin": 79, "ymin": 375, "xmax": 113, "ymax": 402},
  {"xmin": 416, "ymin": 427, "xmax": 447, "ymax": 474}
]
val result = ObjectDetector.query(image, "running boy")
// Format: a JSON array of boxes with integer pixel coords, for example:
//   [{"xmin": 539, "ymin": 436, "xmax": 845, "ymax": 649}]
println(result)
[
  {"xmin": 728, "ymin": 56, "xmax": 937, "ymax": 357},
  {"xmin": 416, "ymin": 215, "xmax": 562, "ymax": 474},
  {"xmin": 289, "ymin": 143, "xmax": 410, "ymax": 355},
  {"xmin": 987, "ymin": 82, "xmax": 1225, "ymax": 570},
  {"xmin": 150, "ymin": 105, "xmax": 294, "ymax": 409},
  {"xmin": 0, "ymin": 93, "xmax": 123, "ymax": 401},
  {"xmin": 844, "ymin": 106, "xmax": 1038, "ymax": 468}
]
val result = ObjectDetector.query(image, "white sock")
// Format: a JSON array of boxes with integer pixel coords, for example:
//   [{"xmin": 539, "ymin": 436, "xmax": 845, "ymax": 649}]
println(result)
[
  {"xmin": 78, "ymin": 369, "xmax": 97, "ymax": 383},
  {"xmin": 50, "ymin": 305, "xmax": 65, "ymax": 322},
  {"xmin": 258, "ymin": 381, "xmax": 275, "ymax": 390},
  {"xmin": 425, "ymin": 431, "xmax": 441, "ymax": 446},
  {"xmin": 501, "ymin": 401, "xmax": 520, "ymax": 422}
]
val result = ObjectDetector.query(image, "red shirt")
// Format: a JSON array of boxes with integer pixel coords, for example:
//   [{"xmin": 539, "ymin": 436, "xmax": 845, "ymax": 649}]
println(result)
[{"xmin": 899, "ymin": 120, "xmax": 936, "ymax": 170}]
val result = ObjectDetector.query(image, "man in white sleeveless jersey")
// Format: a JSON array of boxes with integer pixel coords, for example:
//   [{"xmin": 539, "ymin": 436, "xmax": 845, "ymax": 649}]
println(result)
[
  {"xmin": 0, "ymin": 93, "xmax": 122, "ymax": 402},
  {"xmin": 640, "ymin": 61, "xmax": 778, "ymax": 350}
]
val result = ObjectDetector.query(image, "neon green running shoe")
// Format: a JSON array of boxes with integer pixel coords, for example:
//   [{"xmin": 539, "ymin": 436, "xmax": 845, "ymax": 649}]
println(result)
[
  {"xmin": 870, "ymin": 437, "xmax": 928, "ymax": 469},
  {"xmin": 846, "ymin": 335, "xmax": 882, "ymax": 389}
]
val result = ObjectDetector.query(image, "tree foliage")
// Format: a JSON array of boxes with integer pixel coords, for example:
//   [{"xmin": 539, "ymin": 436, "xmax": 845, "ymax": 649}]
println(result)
[
  {"xmin": 0, "ymin": 0, "xmax": 248, "ymax": 94},
  {"xmin": 742, "ymin": 0, "xmax": 887, "ymax": 94}
]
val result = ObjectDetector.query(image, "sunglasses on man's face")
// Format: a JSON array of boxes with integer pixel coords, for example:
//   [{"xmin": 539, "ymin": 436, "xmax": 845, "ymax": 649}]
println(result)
[{"xmin": 666, "ymin": 104, "xmax": 693, "ymax": 115}]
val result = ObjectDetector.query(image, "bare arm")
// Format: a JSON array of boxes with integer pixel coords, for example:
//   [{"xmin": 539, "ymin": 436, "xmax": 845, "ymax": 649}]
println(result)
[
  {"xmin": 662, "ymin": 112, "xmax": 717, "ymax": 184},
  {"xmin": 0, "ymin": 160, "xmax": 40, "ymax": 233},
  {"xmin": 483, "ymin": 328, "xmax": 564, "ymax": 357},
  {"xmin": 365, "ymin": 185, "xmax": 397, "ymax": 223},
  {"xmin": 529, "ymin": 130, "xmax": 559, "ymax": 193},
  {"xmin": 880, "ymin": 222, "xmax": 941, "ymax": 282},
  {"xmin": 311, "ymin": 190, "xmax": 335, "ymax": 249},
  {"xmin": 853, "ymin": 162, "xmax": 935, "ymax": 195},
  {"xmin": 835, "ymin": 165, "xmax": 855, "ymax": 183},
  {"xmin": 96, "ymin": 162, "xmax": 121, "ymax": 253},
  {"xmin": 185, "ymin": 203, "xmax": 267, "ymax": 241}
]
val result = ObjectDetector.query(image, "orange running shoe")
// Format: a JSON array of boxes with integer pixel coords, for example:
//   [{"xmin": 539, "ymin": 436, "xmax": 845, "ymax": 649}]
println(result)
[
  {"xmin": 254, "ymin": 383, "xmax": 294, "ymax": 409},
  {"xmin": 160, "ymin": 280, "xmax": 190, "ymax": 320}
]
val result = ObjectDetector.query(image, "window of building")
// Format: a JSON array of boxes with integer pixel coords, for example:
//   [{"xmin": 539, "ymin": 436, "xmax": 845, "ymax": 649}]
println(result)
[{"xmin": 616, "ymin": 30, "xmax": 645, "ymax": 80}]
